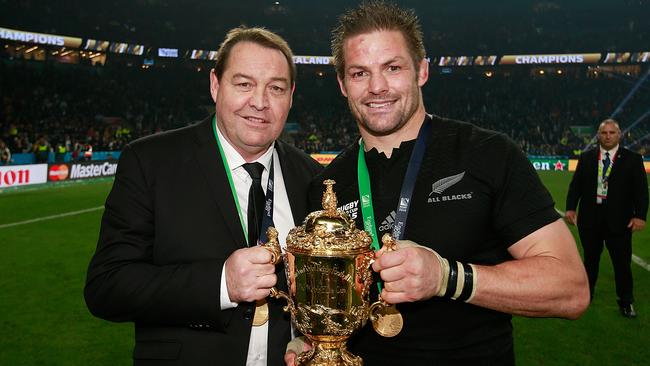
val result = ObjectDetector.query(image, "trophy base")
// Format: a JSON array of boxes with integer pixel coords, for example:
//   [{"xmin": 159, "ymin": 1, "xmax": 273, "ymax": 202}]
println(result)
[{"xmin": 297, "ymin": 339, "xmax": 362, "ymax": 366}]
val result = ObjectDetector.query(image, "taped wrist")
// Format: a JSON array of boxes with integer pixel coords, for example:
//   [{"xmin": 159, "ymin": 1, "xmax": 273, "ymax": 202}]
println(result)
[{"xmin": 433, "ymin": 254, "xmax": 477, "ymax": 302}]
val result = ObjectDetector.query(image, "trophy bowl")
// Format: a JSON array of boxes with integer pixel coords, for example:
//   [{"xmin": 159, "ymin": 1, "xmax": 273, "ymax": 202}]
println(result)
[{"xmin": 264, "ymin": 180, "xmax": 377, "ymax": 366}]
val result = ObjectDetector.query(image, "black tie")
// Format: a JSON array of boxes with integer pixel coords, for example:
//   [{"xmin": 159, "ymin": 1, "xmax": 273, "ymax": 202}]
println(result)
[
  {"xmin": 602, "ymin": 152, "xmax": 611, "ymax": 179},
  {"xmin": 242, "ymin": 162, "xmax": 265, "ymax": 247}
]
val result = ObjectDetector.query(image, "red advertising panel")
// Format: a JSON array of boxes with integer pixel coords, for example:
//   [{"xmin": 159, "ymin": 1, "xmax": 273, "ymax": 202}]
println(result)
[{"xmin": 0, "ymin": 164, "xmax": 48, "ymax": 188}]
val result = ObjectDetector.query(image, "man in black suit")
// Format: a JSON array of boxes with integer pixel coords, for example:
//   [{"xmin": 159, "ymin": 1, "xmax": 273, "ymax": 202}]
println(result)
[
  {"xmin": 84, "ymin": 27, "xmax": 322, "ymax": 365},
  {"xmin": 566, "ymin": 119, "xmax": 648, "ymax": 318}
]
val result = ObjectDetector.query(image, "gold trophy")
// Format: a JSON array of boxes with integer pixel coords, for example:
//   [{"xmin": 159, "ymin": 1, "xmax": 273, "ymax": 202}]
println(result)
[{"xmin": 263, "ymin": 180, "xmax": 401, "ymax": 366}]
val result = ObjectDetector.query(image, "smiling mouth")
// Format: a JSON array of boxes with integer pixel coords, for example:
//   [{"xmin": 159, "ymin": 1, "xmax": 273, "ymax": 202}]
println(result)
[
  {"xmin": 365, "ymin": 100, "xmax": 396, "ymax": 109},
  {"xmin": 243, "ymin": 116, "xmax": 268, "ymax": 123}
]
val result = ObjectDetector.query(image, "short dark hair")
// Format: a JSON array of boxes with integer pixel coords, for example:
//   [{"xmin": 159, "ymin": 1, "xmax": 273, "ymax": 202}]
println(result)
[
  {"xmin": 599, "ymin": 119, "xmax": 621, "ymax": 131},
  {"xmin": 331, "ymin": 1, "xmax": 425, "ymax": 77},
  {"xmin": 214, "ymin": 26, "xmax": 296, "ymax": 85}
]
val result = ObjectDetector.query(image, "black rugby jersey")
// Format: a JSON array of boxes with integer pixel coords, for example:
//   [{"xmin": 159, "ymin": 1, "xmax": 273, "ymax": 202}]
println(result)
[{"xmin": 307, "ymin": 115, "xmax": 559, "ymax": 364}]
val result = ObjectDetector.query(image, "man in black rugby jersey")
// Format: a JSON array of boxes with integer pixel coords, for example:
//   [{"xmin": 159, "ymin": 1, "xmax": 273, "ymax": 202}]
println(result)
[{"xmin": 286, "ymin": 2, "xmax": 589, "ymax": 365}]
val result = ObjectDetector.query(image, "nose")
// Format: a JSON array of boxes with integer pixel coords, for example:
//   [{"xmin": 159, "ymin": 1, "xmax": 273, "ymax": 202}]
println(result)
[
  {"xmin": 249, "ymin": 87, "xmax": 269, "ymax": 110},
  {"xmin": 368, "ymin": 73, "xmax": 388, "ymax": 95}
]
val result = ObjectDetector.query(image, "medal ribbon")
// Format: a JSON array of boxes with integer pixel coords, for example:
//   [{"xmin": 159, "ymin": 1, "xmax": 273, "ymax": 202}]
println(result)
[
  {"xmin": 357, "ymin": 118, "xmax": 432, "ymax": 292},
  {"xmin": 212, "ymin": 116, "xmax": 275, "ymax": 245}
]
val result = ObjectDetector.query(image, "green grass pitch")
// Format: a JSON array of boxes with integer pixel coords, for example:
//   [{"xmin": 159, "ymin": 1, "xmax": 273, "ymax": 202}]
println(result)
[{"xmin": 0, "ymin": 172, "xmax": 648, "ymax": 365}]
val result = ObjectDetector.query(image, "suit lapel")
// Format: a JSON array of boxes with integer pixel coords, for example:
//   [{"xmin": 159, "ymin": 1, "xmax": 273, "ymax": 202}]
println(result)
[
  {"xmin": 609, "ymin": 148, "xmax": 625, "ymax": 180},
  {"xmin": 191, "ymin": 116, "xmax": 246, "ymax": 246}
]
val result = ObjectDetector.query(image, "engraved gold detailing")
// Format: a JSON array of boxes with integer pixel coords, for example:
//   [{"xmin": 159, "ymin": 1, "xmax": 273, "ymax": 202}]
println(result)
[{"xmin": 267, "ymin": 181, "xmax": 387, "ymax": 365}]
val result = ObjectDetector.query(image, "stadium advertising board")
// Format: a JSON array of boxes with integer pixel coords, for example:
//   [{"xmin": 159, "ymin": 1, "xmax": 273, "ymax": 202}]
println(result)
[
  {"xmin": 528, "ymin": 157, "xmax": 568, "ymax": 171},
  {"xmin": 603, "ymin": 52, "xmax": 631, "ymax": 64},
  {"xmin": 500, "ymin": 53, "xmax": 601, "ymax": 65},
  {"xmin": 109, "ymin": 42, "xmax": 144, "ymax": 55},
  {"xmin": 438, "ymin": 56, "xmax": 473, "ymax": 66},
  {"xmin": 84, "ymin": 39, "xmax": 110, "ymax": 51},
  {"xmin": 190, "ymin": 49, "xmax": 218, "ymax": 60},
  {"xmin": 631, "ymin": 52, "xmax": 650, "ymax": 63},
  {"xmin": 0, "ymin": 27, "xmax": 82, "ymax": 48},
  {"xmin": 47, "ymin": 161, "xmax": 118, "ymax": 182},
  {"xmin": 437, "ymin": 55, "xmax": 497, "ymax": 66},
  {"xmin": 0, "ymin": 164, "xmax": 48, "ymax": 188},
  {"xmin": 158, "ymin": 48, "xmax": 179, "ymax": 58},
  {"xmin": 293, "ymin": 56, "xmax": 333, "ymax": 65}
]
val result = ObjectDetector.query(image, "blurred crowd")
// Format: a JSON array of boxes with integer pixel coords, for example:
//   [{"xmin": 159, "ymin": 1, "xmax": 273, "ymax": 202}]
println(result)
[
  {"xmin": 0, "ymin": 59, "xmax": 209, "ymax": 164},
  {"xmin": 1, "ymin": 59, "xmax": 649, "ymax": 166}
]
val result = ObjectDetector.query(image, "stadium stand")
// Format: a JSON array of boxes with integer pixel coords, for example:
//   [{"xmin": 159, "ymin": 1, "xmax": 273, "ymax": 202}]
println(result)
[{"xmin": 1, "ymin": 0, "xmax": 649, "ymax": 162}]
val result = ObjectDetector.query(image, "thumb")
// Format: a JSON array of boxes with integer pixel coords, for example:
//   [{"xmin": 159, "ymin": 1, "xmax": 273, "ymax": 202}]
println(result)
[{"xmin": 284, "ymin": 351, "xmax": 297, "ymax": 366}]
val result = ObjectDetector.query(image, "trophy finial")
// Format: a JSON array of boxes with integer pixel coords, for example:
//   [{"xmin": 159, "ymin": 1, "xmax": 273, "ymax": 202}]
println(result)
[{"xmin": 322, "ymin": 179, "xmax": 337, "ymax": 214}]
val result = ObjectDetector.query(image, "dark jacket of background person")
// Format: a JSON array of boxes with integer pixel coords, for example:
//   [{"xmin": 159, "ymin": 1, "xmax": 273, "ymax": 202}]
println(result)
[{"xmin": 567, "ymin": 147, "xmax": 648, "ymax": 232}]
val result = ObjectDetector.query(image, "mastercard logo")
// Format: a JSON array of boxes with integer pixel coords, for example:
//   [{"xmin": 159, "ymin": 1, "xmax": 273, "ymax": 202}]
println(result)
[{"xmin": 48, "ymin": 164, "xmax": 69, "ymax": 181}]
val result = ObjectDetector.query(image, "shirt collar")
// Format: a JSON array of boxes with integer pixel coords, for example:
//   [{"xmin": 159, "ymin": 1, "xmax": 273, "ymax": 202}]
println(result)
[
  {"xmin": 215, "ymin": 122, "xmax": 274, "ymax": 172},
  {"xmin": 600, "ymin": 144, "xmax": 619, "ymax": 159}
]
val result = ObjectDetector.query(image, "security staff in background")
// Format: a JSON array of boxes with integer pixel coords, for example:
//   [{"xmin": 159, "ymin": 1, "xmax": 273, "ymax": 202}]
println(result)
[
  {"xmin": 566, "ymin": 119, "xmax": 648, "ymax": 318},
  {"xmin": 287, "ymin": 2, "xmax": 590, "ymax": 365},
  {"xmin": 85, "ymin": 26, "xmax": 322, "ymax": 365}
]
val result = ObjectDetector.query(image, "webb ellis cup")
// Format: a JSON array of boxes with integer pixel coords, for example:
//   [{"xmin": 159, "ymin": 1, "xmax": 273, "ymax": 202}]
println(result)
[{"xmin": 263, "ymin": 180, "xmax": 392, "ymax": 365}]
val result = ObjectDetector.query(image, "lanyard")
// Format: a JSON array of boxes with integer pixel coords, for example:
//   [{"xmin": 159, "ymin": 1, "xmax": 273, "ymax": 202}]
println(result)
[
  {"xmin": 357, "ymin": 118, "xmax": 432, "ymax": 291},
  {"xmin": 597, "ymin": 150, "xmax": 616, "ymax": 182},
  {"xmin": 212, "ymin": 117, "xmax": 275, "ymax": 245}
]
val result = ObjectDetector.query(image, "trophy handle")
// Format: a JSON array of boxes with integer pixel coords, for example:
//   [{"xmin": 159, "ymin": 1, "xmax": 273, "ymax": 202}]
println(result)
[
  {"xmin": 270, "ymin": 287, "xmax": 295, "ymax": 313},
  {"xmin": 261, "ymin": 226, "xmax": 282, "ymax": 265},
  {"xmin": 261, "ymin": 226, "xmax": 296, "ymax": 313}
]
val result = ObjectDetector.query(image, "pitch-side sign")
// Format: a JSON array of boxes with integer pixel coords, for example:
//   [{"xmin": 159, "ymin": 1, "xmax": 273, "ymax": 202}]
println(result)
[
  {"xmin": 48, "ymin": 161, "xmax": 118, "ymax": 182},
  {"xmin": 0, "ymin": 164, "xmax": 48, "ymax": 188}
]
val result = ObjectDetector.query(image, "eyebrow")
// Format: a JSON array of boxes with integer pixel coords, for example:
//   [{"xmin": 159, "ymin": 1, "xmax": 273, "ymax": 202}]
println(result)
[{"xmin": 231, "ymin": 73, "xmax": 289, "ymax": 84}]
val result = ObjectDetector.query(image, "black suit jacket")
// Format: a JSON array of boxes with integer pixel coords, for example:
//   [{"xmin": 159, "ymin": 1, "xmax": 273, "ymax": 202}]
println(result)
[
  {"xmin": 85, "ymin": 116, "xmax": 322, "ymax": 365},
  {"xmin": 566, "ymin": 146, "xmax": 648, "ymax": 233}
]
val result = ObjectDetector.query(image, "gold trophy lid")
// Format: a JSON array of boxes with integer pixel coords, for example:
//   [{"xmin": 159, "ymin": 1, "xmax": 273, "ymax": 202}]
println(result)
[{"xmin": 287, "ymin": 180, "xmax": 372, "ymax": 255}]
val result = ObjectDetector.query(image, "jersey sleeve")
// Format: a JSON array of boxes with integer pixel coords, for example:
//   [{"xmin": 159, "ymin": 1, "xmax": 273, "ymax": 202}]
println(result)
[{"xmin": 490, "ymin": 137, "xmax": 560, "ymax": 247}]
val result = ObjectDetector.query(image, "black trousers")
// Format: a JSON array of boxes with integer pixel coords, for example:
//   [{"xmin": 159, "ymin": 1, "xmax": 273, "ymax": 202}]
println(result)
[{"xmin": 578, "ymin": 206, "xmax": 634, "ymax": 305}]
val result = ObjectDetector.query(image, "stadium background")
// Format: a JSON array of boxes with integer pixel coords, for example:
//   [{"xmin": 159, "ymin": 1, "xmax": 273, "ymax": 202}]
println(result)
[{"xmin": 1, "ymin": 0, "xmax": 649, "ymax": 364}]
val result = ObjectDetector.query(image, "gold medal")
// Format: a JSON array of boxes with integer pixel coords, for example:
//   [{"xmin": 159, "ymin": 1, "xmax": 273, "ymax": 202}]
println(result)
[
  {"xmin": 371, "ymin": 304, "xmax": 403, "ymax": 337},
  {"xmin": 252, "ymin": 299, "xmax": 269, "ymax": 326}
]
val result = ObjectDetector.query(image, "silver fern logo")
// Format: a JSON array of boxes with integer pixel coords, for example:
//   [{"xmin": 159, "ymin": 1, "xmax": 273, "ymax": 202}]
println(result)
[
  {"xmin": 429, "ymin": 172, "xmax": 465, "ymax": 195},
  {"xmin": 427, "ymin": 171, "xmax": 473, "ymax": 203}
]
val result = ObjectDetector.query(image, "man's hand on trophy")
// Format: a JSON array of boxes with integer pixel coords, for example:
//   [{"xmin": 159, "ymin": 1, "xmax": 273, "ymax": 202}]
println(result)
[
  {"xmin": 372, "ymin": 240, "xmax": 443, "ymax": 303},
  {"xmin": 225, "ymin": 247, "xmax": 277, "ymax": 303},
  {"xmin": 284, "ymin": 336, "xmax": 312, "ymax": 366}
]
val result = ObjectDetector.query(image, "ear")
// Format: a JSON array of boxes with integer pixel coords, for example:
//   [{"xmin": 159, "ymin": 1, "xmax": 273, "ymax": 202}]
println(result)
[
  {"xmin": 337, "ymin": 74, "xmax": 348, "ymax": 98},
  {"xmin": 417, "ymin": 58, "xmax": 429, "ymax": 87},
  {"xmin": 289, "ymin": 83, "xmax": 296, "ymax": 108},
  {"xmin": 209, "ymin": 69, "xmax": 220, "ymax": 103}
]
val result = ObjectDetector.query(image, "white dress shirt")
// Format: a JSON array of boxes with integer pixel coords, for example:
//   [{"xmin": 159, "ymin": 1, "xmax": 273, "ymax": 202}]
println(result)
[
  {"xmin": 215, "ymin": 125, "xmax": 294, "ymax": 366},
  {"xmin": 599, "ymin": 144, "xmax": 619, "ymax": 166}
]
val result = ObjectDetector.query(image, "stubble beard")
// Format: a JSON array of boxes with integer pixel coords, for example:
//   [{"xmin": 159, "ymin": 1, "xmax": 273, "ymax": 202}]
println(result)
[{"xmin": 351, "ymin": 93, "xmax": 420, "ymax": 138}]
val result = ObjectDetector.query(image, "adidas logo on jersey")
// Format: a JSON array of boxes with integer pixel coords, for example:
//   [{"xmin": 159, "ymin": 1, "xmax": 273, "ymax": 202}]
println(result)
[{"xmin": 378, "ymin": 210, "xmax": 397, "ymax": 232}]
